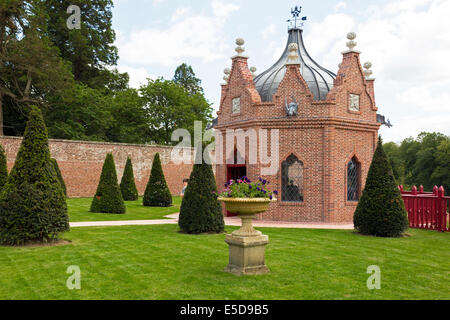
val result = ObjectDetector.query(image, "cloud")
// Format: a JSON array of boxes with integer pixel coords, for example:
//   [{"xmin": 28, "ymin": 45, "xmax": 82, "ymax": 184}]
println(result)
[
  {"xmin": 303, "ymin": 0, "xmax": 450, "ymax": 142},
  {"xmin": 118, "ymin": 65, "xmax": 154, "ymax": 88},
  {"xmin": 334, "ymin": 2, "xmax": 347, "ymax": 11},
  {"xmin": 117, "ymin": 0, "xmax": 239, "ymax": 67}
]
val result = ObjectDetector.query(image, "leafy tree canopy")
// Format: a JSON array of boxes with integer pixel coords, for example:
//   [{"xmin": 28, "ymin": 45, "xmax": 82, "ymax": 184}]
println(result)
[
  {"xmin": 384, "ymin": 132, "xmax": 450, "ymax": 192},
  {"xmin": 173, "ymin": 63, "xmax": 204, "ymax": 96},
  {"xmin": 139, "ymin": 78, "xmax": 213, "ymax": 145}
]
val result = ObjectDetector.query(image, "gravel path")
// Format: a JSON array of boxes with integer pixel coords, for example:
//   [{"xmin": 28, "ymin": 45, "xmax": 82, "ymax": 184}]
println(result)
[{"xmin": 70, "ymin": 213, "xmax": 354, "ymax": 230}]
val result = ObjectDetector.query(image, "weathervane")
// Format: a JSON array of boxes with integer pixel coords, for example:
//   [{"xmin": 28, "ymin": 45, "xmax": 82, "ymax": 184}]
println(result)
[{"xmin": 287, "ymin": 6, "xmax": 307, "ymax": 29}]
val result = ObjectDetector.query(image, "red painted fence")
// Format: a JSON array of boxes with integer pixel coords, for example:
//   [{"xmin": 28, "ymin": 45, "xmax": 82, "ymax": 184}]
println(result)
[{"xmin": 399, "ymin": 185, "xmax": 450, "ymax": 232}]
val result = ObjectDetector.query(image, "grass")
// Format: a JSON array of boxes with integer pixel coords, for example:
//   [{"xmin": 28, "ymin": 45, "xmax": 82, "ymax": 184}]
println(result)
[
  {"xmin": 68, "ymin": 197, "xmax": 181, "ymax": 222},
  {"xmin": 0, "ymin": 225, "xmax": 448, "ymax": 300}
]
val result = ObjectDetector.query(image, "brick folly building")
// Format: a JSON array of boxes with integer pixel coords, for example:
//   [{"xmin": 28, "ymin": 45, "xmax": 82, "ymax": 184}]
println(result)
[{"xmin": 214, "ymin": 22, "xmax": 386, "ymax": 223}]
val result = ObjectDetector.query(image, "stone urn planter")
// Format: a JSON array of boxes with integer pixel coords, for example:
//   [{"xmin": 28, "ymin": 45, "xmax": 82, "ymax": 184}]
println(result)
[{"xmin": 218, "ymin": 197, "xmax": 273, "ymax": 276}]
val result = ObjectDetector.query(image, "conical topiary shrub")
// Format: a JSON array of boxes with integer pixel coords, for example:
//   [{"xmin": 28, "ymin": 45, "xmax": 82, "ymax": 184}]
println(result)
[
  {"xmin": 354, "ymin": 137, "xmax": 409, "ymax": 237},
  {"xmin": 120, "ymin": 157, "xmax": 139, "ymax": 201},
  {"xmin": 179, "ymin": 146, "xmax": 224, "ymax": 234},
  {"xmin": 0, "ymin": 106, "xmax": 69, "ymax": 245},
  {"xmin": 143, "ymin": 153, "xmax": 172, "ymax": 207},
  {"xmin": 0, "ymin": 144, "xmax": 7, "ymax": 190},
  {"xmin": 90, "ymin": 153, "xmax": 126, "ymax": 214},
  {"xmin": 51, "ymin": 158, "xmax": 67, "ymax": 197}
]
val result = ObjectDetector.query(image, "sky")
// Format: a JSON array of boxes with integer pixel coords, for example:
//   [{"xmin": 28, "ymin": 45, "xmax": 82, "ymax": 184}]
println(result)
[{"xmin": 111, "ymin": 0, "xmax": 450, "ymax": 143}]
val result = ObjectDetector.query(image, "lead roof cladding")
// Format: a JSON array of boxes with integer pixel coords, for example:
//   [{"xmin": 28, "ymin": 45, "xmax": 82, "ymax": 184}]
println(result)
[{"xmin": 254, "ymin": 28, "xmax": 336, "ymax": 102}]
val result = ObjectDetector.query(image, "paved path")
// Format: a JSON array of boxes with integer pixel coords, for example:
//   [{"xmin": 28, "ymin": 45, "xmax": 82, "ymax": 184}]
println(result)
[{"xmin": 71, "ymin": 213, "xmax": 354, "ymax": 230}]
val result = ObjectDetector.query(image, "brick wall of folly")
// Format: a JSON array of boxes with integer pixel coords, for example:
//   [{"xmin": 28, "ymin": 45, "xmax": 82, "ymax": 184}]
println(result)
[{"xmin": 0, "ymin": 136, "xmax": 196, "ymax": 198}]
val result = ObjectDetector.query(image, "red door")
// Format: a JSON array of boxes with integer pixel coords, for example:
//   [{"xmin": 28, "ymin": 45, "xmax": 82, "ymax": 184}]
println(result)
[{"xmin": 226, "ymin": 165, "xmax": 247, "ymax": 217}]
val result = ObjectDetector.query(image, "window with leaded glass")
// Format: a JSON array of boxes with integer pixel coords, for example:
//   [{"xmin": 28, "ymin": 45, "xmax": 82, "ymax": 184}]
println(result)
[
  {"xmin": 282, "ymin": 154, "xmax": 304, "ymax": 202},
  {"xmin": 347, "ymin": 157, "xmax": 360, "ymax": 201}
]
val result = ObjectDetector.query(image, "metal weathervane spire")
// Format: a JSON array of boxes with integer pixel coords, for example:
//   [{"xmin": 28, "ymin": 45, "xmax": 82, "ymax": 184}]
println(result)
[{"xmin": 287, "ymin": 5, "xmax": 307, "ymax": 29}]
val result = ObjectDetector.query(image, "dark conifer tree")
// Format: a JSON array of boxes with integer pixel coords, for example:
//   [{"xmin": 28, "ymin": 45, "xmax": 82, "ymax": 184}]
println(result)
[
  {"xmin": 354, "ymin": 138, "xmax": 409, "ymax": 237},
  {"xmin": 143, "ymin": 153, "xmax": 172, "ymax": 207},
  {"xmin": 0, "ymin": 106, "xmax": 69, "ymax": 245},
  {"xmin": 120, "ymin": 157, "xmax": 139, "ymax": 201},
  {"xmin": 0, "ymin": 144, "xmax": 7, "ymax": 190},
  {"xmin": 51, "ymin": 158, "xmax": 67, "ymax": 197},
  {"xmin": 179, "ymin": 146, "xmax": 224, "ymax": 234},
  {"xmin": 90, "ymin": 153, "xmax": 126, "ymax": 214}
]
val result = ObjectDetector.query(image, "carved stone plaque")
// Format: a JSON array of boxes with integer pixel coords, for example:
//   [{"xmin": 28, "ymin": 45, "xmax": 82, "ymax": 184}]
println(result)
[
  {"xmin": 232, "ymin": 97, "xmax": 241, "ymax": 114},
  {"xmin": 349, "ymin": 94, "xmax": 360, "ymax": 112}
]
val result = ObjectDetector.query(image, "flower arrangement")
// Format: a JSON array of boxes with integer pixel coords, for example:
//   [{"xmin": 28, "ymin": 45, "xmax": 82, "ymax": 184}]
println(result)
[{"xmin": 219, "ymin": 177, "xmax": 278, "ymax": 200}]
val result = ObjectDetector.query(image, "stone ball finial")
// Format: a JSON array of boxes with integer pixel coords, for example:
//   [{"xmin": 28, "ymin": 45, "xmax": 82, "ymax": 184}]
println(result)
[
  {"xmin": 347, "ymin": 32, "xmax": 357, "ymax": 40},
  {"xmin": 286, "ymin": 43, "xmax": 301, "ymax": 65},
  {"xmin": 250, "ymin": 66, "xmax": 257, "ymax": 78},
  {"xmin": 346, "ymin": 32, "xmax": 357, "ymax": 51},
  {"xmin": 235, "ymin": 38, "xmax": 246, "ymax": 56},
  {"xmin": 223, "ymin": 67, "xmax": 231, "ymax": 84},
  {"xmin": 363, "ymin": 61, "xmax": 373, "ymax": 79},
  {"xmin": 288, "ymin": 43, "xmax": 298, "ymax": 52}
]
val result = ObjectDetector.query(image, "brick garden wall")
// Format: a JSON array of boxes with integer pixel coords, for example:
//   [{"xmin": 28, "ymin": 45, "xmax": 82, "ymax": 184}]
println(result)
[{"xmin": 0, "ymin": 136, "xmax": 195, "ymax": 198}]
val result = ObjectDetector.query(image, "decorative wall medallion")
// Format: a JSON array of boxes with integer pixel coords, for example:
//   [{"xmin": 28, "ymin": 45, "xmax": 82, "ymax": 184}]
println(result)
[
  {"xmin": 349, "ymin": 93, "xmax": 360, "ymax": 112},
  {"xmin": 285, "ymin": 97, "xmax": 299, "ymax": 117},
  {"xmin": 232, "ymin": 97, "xmax": 241, "ymax": 114}
]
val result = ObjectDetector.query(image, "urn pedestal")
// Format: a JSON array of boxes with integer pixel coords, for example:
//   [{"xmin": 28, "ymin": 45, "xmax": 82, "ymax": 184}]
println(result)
[{"xmin": 218, "ymin": 198, "xmax": 271, "ymax": 276}]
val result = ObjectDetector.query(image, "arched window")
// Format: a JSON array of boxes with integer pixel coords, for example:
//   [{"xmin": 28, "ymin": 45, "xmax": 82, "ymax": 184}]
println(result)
[
  {"xmin": 347, "ymin": 157, "xmax": 360, "ymax": 201},
  {"xmin": 282, "ymin": 154, "xmax": 304, "ymax": 202}
]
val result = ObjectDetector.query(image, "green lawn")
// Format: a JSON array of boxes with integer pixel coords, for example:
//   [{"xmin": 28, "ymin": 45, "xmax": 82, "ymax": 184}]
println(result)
[
  {"xmin": 68, "ymin": 197, "xmax": 181, "ymax": 222},
  {"xmin": 0, "ymin": 225, "xmax": 448, "ymax": 300}
]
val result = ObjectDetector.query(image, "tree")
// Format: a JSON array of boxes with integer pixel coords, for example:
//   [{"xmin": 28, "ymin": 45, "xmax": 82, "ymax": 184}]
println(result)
[
  {"xmin": 354, "ymin": 138, "xmax": 408, "ymax": 237},
  {"xmin": 0, "ymin": 144, "xmax": 7, "ymax": 189},
  {"xmin": 140, "ymin": 78, "xmax": 213, "ymax": 145},
  {"xmin": 432, "ymin": 139, "xmax": 450, "ymax": 192},
  {"xmin": 0, "ymin": 106, "xmax": 69, "ymax": 245},
  {"xmin": 105, "ymin": 88, "xmax": 150, "ymax": 144},
  {"xmin": 51, "ymin": 158, "xmax": 67, "ymax": 197},
  {"xmin": 411, "ymin": 132, "xmax": 447, "ymax": 190},
  {"xmin": 179, "ymin": 145, "xmax": 224, "ymax": 234},
  {"xmin": 0, "ymin": 1, "xmax": 74, "ymax": 136},
  {"xmin": 173, "ymin": 63, "xmax": 203, "ymax": 96},
  {"xmin": 44, "ymin": 83, "xmax": 112, "ymax": 141},
  {"xmin": 42, "ymin": 0, "xmax": 126, "ymax": 91},
  {"xmin": 120, "ymin": 157, "xmax": 139, "ymax": 201},
  {"xmin": 383, "ymin": 142, "xmax": 405, "ymax": 185},
  {"xmin": 90, "ymin": 153, "xmax": 126, "ymax": 214},
  {"xmin": 143, "ymin": 153, "xmax": 172, "ymax": 207}
]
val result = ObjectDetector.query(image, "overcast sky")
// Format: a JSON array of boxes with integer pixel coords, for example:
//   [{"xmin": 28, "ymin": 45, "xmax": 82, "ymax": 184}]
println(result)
[{"xmin": 112, "ymin": 0, "xmax": 450, "ymax": 143}]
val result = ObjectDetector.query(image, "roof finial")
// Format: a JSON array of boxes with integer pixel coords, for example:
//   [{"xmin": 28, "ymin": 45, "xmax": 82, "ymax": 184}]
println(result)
[
  {"xmin": 250, "ymin": 66, "xmax": 257, "ymax": 78},
  {"xmin": 286, "ymin": 43, "xmax": 301, "ymax": 65},
  {"xmin": 287, "ymin": 6, "xmax": 307, "ymax": 29},
  {"xmin": 363, "ymin": 62, "xmax": 374, "ymax": 80},
  {"xmin": 223, "ymin": 68, "xmax": 231, "ymax": 84},
  {"xmin": 346, "ymin": 32, "xmax": 358, "ymax": 51},
  {"xmin": 235, "ymin": 38, "xmax": 246, "ymax": 57}
]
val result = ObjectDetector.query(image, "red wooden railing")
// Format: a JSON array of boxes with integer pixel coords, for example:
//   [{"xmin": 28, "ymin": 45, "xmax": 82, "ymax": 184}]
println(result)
[{"xmin": 399, "ymin": 185, "xmax": 450, "ymax": 232}]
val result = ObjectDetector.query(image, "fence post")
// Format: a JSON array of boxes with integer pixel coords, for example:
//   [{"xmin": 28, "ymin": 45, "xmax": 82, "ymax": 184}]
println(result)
[
  {"xmin": 412, "ymin": 186, "xmax": 417, "ymax": 228},
  {"xmin": 433, "ymin": 185, "xmax": 438, "ymax": 196},
  {"xmin": 437, "ymin": 187, "xmax": 445, "ymax": 232}
]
